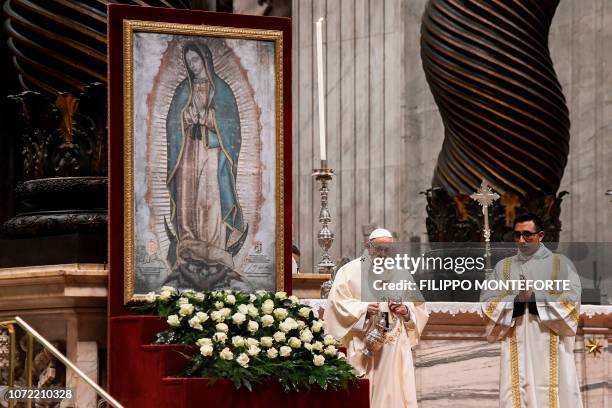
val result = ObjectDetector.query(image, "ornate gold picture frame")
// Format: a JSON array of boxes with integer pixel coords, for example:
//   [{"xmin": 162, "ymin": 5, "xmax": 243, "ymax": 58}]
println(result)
[{"xmin": 108, "ymin": 6, "xmax": 292, "ymax": 310}]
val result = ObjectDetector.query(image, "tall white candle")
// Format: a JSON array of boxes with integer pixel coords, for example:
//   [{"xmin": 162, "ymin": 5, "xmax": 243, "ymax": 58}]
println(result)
[{"xmin": 315, "ymin": 17, "xmax": 326, "ymax": 163}]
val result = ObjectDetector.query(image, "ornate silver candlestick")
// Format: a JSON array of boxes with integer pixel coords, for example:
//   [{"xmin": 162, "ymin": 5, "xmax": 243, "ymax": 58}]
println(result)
[
  {"xmin": 312, "ymin": 165, "xmax": 335, "ymax": 275},
  {"xmin": 470, "ymin": 180, "xmax": 500, "ymax": 272}
]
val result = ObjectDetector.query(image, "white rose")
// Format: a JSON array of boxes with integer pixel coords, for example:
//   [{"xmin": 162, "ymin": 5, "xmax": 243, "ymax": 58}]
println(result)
[
  {"xmin": 196, "ymin": 312, "xmax": 209, "ymax": 323},
  {"xmin": 323, "ymin": 335, "xmax": 336, "ymax": 346},
  {"xmin": 273, "ymin": 331, "xmax": 286, "ymax": 343},
  {"xmin": 311, "ymin": 320, "xmax": 324, "ymax": 333},
  {"xmin": 232, "ymin": 336, "xmax": 246, "ymax": 348},
  {"xmin": 300, "ymin": 330, "xmax": 313, "ymax": 343},
  {"xmin": 159, "ymin": 286, "xmax": 177, "ymax": 300},
  {"xmin": 160, "ymin": 286, "xmax": 177, "ymax": 295},
  {"xmin": 279, "ymin": 346, "xmax": 292, "ymax": 357},
  {"xmin": 237, "ymin": 304, "xmax": 249, "ymax": 314},
  {"xmin": 249, "ymin": 294, "xmax": 257, "ymax": 302},
  {"xmin": 247, "ymin": 304, "xmax": 259, "ymax": 318},
  {"xmin": 288, "ymin": 337, "xmax": 302, "ymax": 349},
  {"xmin": 324, "ymin": 345, "xmax": 337, "ymax": 356},
  {"xmin": 337, "ymin": 351, "xmax": 347, "ymax": 359},
  {"xmin": 261, "ymin": 315, "xmax": 274, "ymax": 327},
  {"xmin": 144, "ymin": 292, "xmax": 157, "ymax": 303},
  {"xmin": 200, "ymin": 344, "xmax": 213, "ymax": 357},
  {"xmin": 188, "ymin": 316, "xmax": 203, "ymax": 330},
  {"xmin": 225, "ymin": 294, "xmax": 236, "ymax": 305},
  {"xmin": 298, "ymin": 307, "xmax": 312, "ymax": 318},
  {"xmin": 273, "ymin": 308, "xmax": 288, "ymax": 320},
  {"xmin": 219, "ymin": 347, "xmax": 233, "ymax": 360},
  {"xmin": 260, "ymin": 337, "xmax": 273, "ymax": 348},
  {"xmin": 215, "ymin": 323, "xmax": 229, "ymax": 333},
  {"xmin": 267, "ymin": 347, "xmax": 278, "ymax": 359},
  {"xmin": 179, "ymin": 303, "xmax": 194, "ymax": 317},
  {"xmin": 196, "ymin": 338, "xmax": 212, "ymax": 347},
  {"xmin": 313, "ymin": 355, "xmax": 325, "ymax": 366},
  {"xmin": 210, "ymin": 311, "xmax": 223, "ymax": 322},
  {"xmin": 182, "ymin": 289, "xmax": 195, "ymax": 296},
  {"xmin": 311, "ymin": 341, "xmax": 323, "ymax": 352},
  {"xmin": 246, "ymin": 338, "xmax": 259, "ymax": 347},
  {"xmin": 247, "ymin": 345, "xmax": 260, "ymax": 356},
  {"xmin": 178, "ymin": 297, "xmax": 189, "ymax": 305},
  {"xmin": 194, "ymin": 292, "xmax": 205, "ymax": 302},
  {"xmin": 214, "ymin": 301, "xmax": 224, "ymax": 309},
  {"xmin": 232, "ymin": 312, "xmax": 247, "ymax": 325},
  {"xmin": 279, "ymin": 322, "xmax": 290, "ymax": 333},
  {"xmin": 236, "ymin": 352, "xmax": 249, "ymax": 368},
  {"xmin": 304, "ymin": 343, "xmax": 313, "ymax": 351},
  {"xmin": 261, "ymin": 299, "xmax": 275, "ymax": 314},
  {"xmin": 284, "ymin": 318, "xmax": 298, "ymax": 330},
  {"xmin": 255, "ymin": 290, "xmax": 268, "ymax": 297},
  {"xmin": 247, "ymin": 321, "xmax": 259, "ymax": 333},
  {"xmin": 167, "ymin": 314, "xmax": 180, "ymax": 327},
  {"xmin": 220, "ymin": 308, "xmax": 232, "ymax": 319},
  {"xmin": 297, "ymin": 320, "xmax": 306, "ymax": 330},
  {"xmin": 275, "ymin": 291, "xmax": 288, "ymax": 300},
  {"xmin": 213, "ymin": 332, "xmax": 228, "ymax": 343},
  {"xmin": 288, "ymin": 295, "xmax": 299, "ymax": 305}
]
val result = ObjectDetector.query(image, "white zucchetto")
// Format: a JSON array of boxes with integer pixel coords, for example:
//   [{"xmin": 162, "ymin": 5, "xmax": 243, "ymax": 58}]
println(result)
[{"xmin": 368, "ymin": 228, "xmax": 393, "ymax": 240}]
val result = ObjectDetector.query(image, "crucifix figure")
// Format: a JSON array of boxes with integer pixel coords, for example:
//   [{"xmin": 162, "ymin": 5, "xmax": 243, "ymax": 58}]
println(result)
[{"xmin": 470, "ymin": 180, "xmax": 500, "ymax": 271}]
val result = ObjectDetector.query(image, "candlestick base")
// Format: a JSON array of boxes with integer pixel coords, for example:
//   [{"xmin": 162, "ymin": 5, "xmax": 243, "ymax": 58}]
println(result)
[{"xmin": 312, "ymin": 168, "xmax": 335, "ymax": 280}]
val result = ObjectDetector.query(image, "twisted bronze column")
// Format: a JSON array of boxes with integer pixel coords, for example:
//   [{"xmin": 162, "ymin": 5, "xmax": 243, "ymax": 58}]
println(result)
[
  {"xmin": 0, "ymin": 1, "xmax": 189, "ymax": 264},
  {"xmin": 421, "ymin": 0, "xmax": 569, "ymax": 241},
  {"xmin": 3, "ymin": 0, "xmax": 190, "ymax": 94},
  {"xmin": 421, "ymin": 0, "xmax": 569, "ymax": 196}
]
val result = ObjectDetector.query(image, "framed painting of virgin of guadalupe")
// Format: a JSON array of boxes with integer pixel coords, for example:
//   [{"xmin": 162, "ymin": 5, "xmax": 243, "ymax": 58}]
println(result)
[{"xmin": 107, "ymin": 5, "xmax": 291, "ymax": 310}]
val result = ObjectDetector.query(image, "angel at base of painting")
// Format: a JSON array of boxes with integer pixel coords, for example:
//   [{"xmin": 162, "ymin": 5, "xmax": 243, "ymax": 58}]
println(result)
[{"xmin": 162, "ymin": 40, "xmax": 248, "ymax": 291}]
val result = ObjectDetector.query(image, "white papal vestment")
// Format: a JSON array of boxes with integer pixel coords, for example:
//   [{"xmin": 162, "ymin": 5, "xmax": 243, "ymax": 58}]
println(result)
[{"xmin": 324, "ymin": 256, "xmax": 429, "ymax": 407}]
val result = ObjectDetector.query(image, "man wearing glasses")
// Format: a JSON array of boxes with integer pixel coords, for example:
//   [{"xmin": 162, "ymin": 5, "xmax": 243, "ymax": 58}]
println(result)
[
  {"xmin": 481, "ymin": 213, "xmax": 582, "ymax": 408},
  {"xmin": 324, "ymin": 228, "xmax": 429, "ymax": 407}
]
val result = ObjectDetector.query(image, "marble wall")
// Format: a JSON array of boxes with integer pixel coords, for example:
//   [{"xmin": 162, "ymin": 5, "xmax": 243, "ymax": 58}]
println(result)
[
  {"xmin": 551, "ymin": 0, "xmax": 612, "ymax": 243},
  {"xmin": 291, "ymin": 0, "xmax": 612, "ymax": 273},
  {"xmin": 414, "ymin": 307, "xmax": 612, "ymax": 407},
  {"xmin": 415, "ymin": 333, "xmax": 610, "ymax": 407}
]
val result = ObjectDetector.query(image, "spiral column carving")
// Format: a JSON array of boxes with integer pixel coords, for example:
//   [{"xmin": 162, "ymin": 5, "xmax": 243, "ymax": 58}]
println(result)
[
  {"xmin": 421, "ymin": 0, "xmax": 569, "ymax": 196},
  {"xmin": 420, "ymin": 0, "xmax": 569, "ymax": 241},
  {"xmin": 3, "ymin": 0, "xmax": 190, "ymax": 94}
]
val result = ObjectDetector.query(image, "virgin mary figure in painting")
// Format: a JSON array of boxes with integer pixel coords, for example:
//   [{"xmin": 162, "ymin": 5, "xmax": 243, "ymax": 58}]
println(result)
[{"xmin": 163, "ymin": 40, "xmax": 248, "ymax": 290}]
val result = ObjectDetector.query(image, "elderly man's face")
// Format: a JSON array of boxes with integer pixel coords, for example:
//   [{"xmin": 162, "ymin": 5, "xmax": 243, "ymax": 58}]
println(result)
[{"xmin": 367, "ymin": 236, "xmax": 394, "ymax": 259}]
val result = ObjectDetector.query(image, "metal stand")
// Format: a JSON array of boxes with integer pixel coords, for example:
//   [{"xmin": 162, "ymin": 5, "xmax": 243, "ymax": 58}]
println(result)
[
  {"xmin": 470, "ymin": 180, "xmax": 500, "ymax": 273},
  {"xmin": 312, "ymin": 166, "xmax": 335, "ymax": 274}
]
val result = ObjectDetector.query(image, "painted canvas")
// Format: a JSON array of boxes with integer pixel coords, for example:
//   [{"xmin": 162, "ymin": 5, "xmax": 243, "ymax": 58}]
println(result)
[{"xmin": 121, "ymin": 21, "xmax": 287, "ymax": 300}]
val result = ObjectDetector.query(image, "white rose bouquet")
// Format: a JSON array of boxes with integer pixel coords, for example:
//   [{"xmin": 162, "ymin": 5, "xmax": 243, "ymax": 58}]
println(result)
[{"xmin": 130, "ymin": 289, "xmax": 355, "ymax": 391}]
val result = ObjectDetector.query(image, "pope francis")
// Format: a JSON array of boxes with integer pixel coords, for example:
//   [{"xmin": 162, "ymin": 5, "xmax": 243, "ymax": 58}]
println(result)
[{"xmin": 324, "ymin": 228, "xmax": 429, "ymax": 407}]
